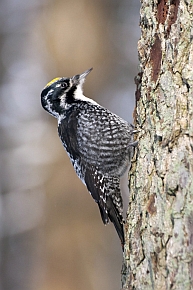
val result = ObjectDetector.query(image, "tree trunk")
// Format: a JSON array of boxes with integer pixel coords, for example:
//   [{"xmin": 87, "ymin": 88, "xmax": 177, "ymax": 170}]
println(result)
[{"xmin": 122, "ymin": 1, "xmax": 193, "ymax": 289}]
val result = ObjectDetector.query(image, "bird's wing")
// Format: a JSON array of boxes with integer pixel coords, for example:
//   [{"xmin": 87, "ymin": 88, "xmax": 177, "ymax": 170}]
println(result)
[
  {"xmin": 58, "ymin": 107, "xmax": 128, "ymax": 211},
  {"xmin": 58, "ymin": 108, "xmax": 125, "ymax": 246},
  {"xmin": 58, "ymin": 109, "xmax": 80, "ymax": 161}
]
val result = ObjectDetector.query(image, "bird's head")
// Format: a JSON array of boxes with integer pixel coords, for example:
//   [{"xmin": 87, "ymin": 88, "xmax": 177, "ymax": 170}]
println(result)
[{"xmin": 41, "ymin": 68, "xmax": 93, "ymax": 118}]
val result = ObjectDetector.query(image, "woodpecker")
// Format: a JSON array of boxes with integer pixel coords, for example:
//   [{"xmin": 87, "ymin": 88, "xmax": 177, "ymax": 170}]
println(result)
[{"xmin": 41, "ymin": 68, "xmax": 137, "ymax": 249}]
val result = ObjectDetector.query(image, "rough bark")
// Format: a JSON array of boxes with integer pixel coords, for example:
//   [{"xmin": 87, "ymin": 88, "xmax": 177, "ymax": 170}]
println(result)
[{"xmin": 122, "ymin": 1, "xmax": 193, "ymax": 289}]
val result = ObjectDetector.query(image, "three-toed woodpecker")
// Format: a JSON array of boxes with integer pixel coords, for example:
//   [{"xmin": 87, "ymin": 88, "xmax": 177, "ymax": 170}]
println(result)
[{"xmin": 41, "ymin": 68, "xmax": 137, "ymax": 250}]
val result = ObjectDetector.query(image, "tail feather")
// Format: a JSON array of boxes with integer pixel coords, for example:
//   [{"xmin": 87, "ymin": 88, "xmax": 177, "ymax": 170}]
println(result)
[
  {"xmin": 106, "ymin": 196, "xmax": 125, "ymax": 250},
  {"xmin": 84, "ymin": 166, "xmax": 125, "ymax": 250},
  {"xmin": 98, "ymin": 200, "xmax": 109, "ymax": 225}
]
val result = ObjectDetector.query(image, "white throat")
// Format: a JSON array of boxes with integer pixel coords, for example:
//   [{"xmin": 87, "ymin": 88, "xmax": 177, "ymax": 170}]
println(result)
[{"xmin": 74, "ymin": 85, "xmax": 98, "ymax": 105}]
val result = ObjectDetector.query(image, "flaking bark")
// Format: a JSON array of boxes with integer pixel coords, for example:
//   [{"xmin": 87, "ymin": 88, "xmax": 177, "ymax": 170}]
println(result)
[{"xmin": 122, "ymin": 1, "xmax": 193, "ymax": 289}]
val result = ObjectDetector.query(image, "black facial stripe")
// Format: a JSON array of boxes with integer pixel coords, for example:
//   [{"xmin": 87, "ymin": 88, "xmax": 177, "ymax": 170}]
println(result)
[{"xmin": 65, "ymin": 86, "xmax": 76, "ymax": 104}]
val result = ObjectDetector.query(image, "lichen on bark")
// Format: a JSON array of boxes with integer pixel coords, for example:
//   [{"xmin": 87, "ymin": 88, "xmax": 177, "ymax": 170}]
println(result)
[{"xmin": 122, "ymin": 1, "xmax": 193, "ymax": 289}]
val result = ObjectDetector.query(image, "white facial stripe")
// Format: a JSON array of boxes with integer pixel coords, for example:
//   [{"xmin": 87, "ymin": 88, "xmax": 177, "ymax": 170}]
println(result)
[
  {"xmin": 45, "ymin": 89, "xmax": 54, "ymax": 100},
  {"xmin": 45, "ymin": 98, "xmax": 59, "ymax": 118},
  {"xmin": 60, "ymin": 94, "xmax": 66, "ymax": 107}
]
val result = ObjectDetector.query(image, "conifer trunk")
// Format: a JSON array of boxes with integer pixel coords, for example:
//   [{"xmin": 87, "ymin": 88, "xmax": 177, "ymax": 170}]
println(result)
[{"xmin": 122, "ymin": 1, "xmax": 193, "ymax": 289}]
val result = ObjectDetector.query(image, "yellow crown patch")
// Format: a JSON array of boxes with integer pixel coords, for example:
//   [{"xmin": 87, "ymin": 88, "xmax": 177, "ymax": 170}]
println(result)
[{"xmin": 45, "ymin": 77, "xmax": 61, "ymax": 88}]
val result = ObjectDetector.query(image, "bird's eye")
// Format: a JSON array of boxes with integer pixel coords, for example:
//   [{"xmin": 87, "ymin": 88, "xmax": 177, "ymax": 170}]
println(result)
[{"xmin": 61, "ymin": 82, "xmax": 67, "ymax": 89}]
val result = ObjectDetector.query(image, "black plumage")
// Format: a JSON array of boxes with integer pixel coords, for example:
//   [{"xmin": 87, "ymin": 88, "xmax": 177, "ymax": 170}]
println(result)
[{"xmin": 41, "ymin": 68, "xmax": 137, "ymax": 250}]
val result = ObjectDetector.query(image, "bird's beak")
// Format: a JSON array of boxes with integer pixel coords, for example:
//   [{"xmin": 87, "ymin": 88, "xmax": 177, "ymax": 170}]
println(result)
[
  {"xmin": 72, "ymin": 68, "xmax": 93, "ymax": 85},
  {"xmin": 79, "ymin": 68, "xmax": 93, "ymax": 80}
]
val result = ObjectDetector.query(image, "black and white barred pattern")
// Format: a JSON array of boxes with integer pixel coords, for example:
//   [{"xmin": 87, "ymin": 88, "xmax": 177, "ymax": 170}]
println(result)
[{"xmin": 41, "ymin": 69, "xmax": 137, "ymax": 249}]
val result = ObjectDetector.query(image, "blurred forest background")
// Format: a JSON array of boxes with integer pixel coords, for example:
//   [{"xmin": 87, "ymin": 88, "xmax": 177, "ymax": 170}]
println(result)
[{"xmin": 0, "ymin": 1, "xmax": 140, "ymax": 290}]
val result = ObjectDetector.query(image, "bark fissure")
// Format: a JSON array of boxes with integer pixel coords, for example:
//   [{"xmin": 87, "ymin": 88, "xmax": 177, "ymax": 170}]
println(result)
[{"xmin": 122, "ymin": 0, "xmax": 193, "ymax": 289}]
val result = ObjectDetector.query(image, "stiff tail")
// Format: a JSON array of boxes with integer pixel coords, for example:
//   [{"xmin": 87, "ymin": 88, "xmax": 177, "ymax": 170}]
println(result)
[
  {"xmin": 85, "ymin": 167, "xmax": 125, "ymax": 250},
  {"xmin": 106, "ymin": 196, "xmax": 125, "ymax": 250}
]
